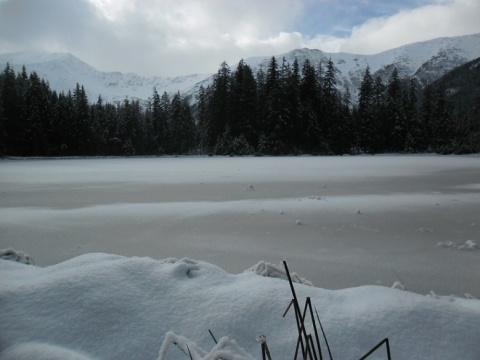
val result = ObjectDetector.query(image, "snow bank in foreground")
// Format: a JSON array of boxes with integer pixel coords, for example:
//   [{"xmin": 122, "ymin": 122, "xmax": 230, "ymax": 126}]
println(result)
[{"xmin": 1, "ymin": 253, "xmax": 479, "ymax": 360}]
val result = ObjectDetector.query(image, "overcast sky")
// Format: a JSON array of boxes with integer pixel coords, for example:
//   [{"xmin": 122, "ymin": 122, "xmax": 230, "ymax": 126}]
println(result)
[{"xmin": 1, "ymin": 0, "xmax": 479, "ymax": 77}]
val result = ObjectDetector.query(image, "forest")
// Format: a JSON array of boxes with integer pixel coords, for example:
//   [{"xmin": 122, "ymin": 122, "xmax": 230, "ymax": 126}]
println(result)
[{"xmin": 0, "ymin": 56, "xmax": 479, "ymax": 157}]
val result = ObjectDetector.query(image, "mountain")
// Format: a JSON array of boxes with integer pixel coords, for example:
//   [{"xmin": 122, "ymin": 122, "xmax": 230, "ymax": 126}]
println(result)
[
  {"xmin": 426, "ymin": 56, "xmax": 480, "ymax": 120},
  {"xmin": 0, "ymin": 51, "xmax": 211, "ymax": 104},
  {"xmin": 238, "ymin": 33, "xmax": 480, "ymax": 100},
  {"xmin": 1, "ymin": 33, "xmax": 479, "ymax": 104}
]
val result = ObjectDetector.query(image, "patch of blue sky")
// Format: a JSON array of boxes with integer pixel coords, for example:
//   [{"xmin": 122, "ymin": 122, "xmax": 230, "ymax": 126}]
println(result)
[{"xmin": 289, "ymin": 0, "xmax": 436, "ymax": 38}]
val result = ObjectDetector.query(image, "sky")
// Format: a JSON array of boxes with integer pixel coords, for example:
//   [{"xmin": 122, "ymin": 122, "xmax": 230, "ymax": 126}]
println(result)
[{"xmin": 0, "ymin": 0, "xmax": 479, "ymax": 77}]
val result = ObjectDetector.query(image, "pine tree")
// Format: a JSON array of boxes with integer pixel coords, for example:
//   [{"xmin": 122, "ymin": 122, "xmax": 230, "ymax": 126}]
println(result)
[
  {"xmin": 431, "ymin": 81, "xmax": 455, "ymax": 151},
  {"xmin": 283, "ymin": 57, "xmax": 302, "ymax": 152},
  {"xmin": 357, "ymin": 66, "xmax": 375, "ymax": 153},
  {"xmin": 207, "ymin": 62, "xmax": 231, "ymax": 153},
  {"xmin": 90, "ymin": 95, "xmax": 108, "ymax": 154},
  {"xmin": 372, "ymin": 76, "xmax": 386, "ymax": 152},
  {"xmin": 151, "ymin": 88, "xmax": 168, "ymax": 153},
  {"xmin": 169, "ymin": 92, "xmax": 196, "ymax": 154},
  {"xmin": 229, "ymin": 59, "xmax": 258, "ymax": 150},
  {"xmin": 71, "ymin": 84, "xmax": 92, "ymax": 154},
  {"xmin": 263, "ymin": 56, "xmax": 287, "ymax": 154},
  {"xmin": 24, "ymin": 72, "xmax": 52, "ymax": 155},
  {"xmin": 323, "ymin": 58, "xmax": 346, "ymax": 154},
  {"xmin": 300, "ymin": 59, "xmax": 322, "ymax": 153},
  {"xmin": 403, "ymin": 79, "xmax": 420, "ymax": 151},
  {"xmin": 385, "ymin": 68, "xmax": 405, "ymax": 151},
  {"xmin": 195, "ymin": 85, "xmax": 210, "ymax": 152},
  {"xmin": 1, "ymin": 64, "xmax": 23, "ymax": 154}
]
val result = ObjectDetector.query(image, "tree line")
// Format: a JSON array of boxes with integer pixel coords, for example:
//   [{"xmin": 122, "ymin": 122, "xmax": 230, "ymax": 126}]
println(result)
[{"xmin": 0, "ymin": 58, "xmax": 478, "ymax": 157}]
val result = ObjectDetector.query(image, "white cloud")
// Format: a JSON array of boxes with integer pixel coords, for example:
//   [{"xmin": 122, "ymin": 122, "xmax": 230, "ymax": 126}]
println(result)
[
  {"xmin": 1, "ymin": 0, "xmax": 479, "ymax": 77},
  {"xmin": 335, "ymin": 0, "xmax": 480, "ymax": 54},
  {"xmin": 83, "ymin": 0, "xmax": 306, "ymax": 75}
]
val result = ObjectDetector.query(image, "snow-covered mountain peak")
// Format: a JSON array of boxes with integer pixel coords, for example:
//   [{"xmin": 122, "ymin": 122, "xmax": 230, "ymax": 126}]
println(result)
[
  {"xmin": 1, "ymin": 33, "xmax": 479, "ymax": 104},
  {"xmin": 241, "ymin": 33, "xmax": 480, "ymax": 96},
  {"xmin": 0, "ymin": 51, "xmax": 212, "ymax": 104}
]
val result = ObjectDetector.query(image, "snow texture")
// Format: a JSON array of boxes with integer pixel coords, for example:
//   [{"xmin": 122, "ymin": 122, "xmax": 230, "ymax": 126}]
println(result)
[
  {"xmin": 437, "ymin": 240, "xmax": 477, "ymax": 250},
  {"xmin": 1, "ymin": 254, "xmax": 479, "ymax": 359},
  {"xmin": 157, "ymin": 332, "xmax": 254, "ymax": 360},
  {"xmin": 245, "ymin": 261, "xmax": 312, "ymax": 286},
  {"xmin": 0, "ymin": 248, "xmax": 34, "ymax": 265},
  {"xmin": 1, "ymin": 155, "xmax": 479, "ymax": 298}
]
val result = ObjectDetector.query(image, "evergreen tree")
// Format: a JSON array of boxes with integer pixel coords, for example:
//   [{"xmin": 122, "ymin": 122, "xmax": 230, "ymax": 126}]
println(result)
[
  {"xmin": 1, "ymin": 64, "xmax": 23, "ymax": 154},
  {"xmin": 169, "ymin": 92, "xmax": 196, "ymax": 154},
  {"xmin": 116, "ymin": 99, "xmax": 142, "ymax": 155},
  {"xmin": 419, "ymin": 85, "xmax": 433, "ymax": 151},
  {"xmin": 340, "ymin": 85, "xmax": 354, "ymax": 153},
  {"xmin": 151, "ymin": 88, "xmax": 169, "ymax": 153},
  {"xmin": 24, "ymin": 72, "xmax": 52, "ymax": 155},
  {"xmin": 229, "ymin": 59, "xmax": 258, "ymax": 150},
  {"xmin": 71, "ymin": 84, "xmax": 92, "ymax": 154},
  {"xmin": 195, "ymin": 85, "xmax": 210, "ymax": 152},
  {"xmin": 403, "ymin": 79, "xmax": 420, "ymax": 151},
  {"xmin": 263, "ymin": 56, "xmax": 288, "ymax": 153},
  {"xmin": 431, "ymin": 81, "xmax": 455, "ymax": 151},
  {"xmin": 207, "ymin": 62, "xmax": 231, "ymax": 153},
  {"xmin": 90, "ymin": 95, "xmax": 108, "ymax": 154},
  {"xmin": 283, "ymin": 57, "xmax": 302, "ymax": 151},
  {"xmin": 385, "ymin": 68, "xmax": 405, "ymax": 151},
  {"xmin": 372, "ymin": 76, "xmax": 386, "ymax": 152},
  {"xmin": 300, "ymin": 59, "xmax": 322, "ymax": 153},
  {"xmin": 357, "ymin": 66, "xmax": 376, "ymax": 153},
  {"xmin": 323, "ymin": 59, "xmax": 346, "ymax": 153}
]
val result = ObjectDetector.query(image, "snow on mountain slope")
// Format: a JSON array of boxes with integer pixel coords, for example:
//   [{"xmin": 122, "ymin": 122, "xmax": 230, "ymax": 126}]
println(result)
[
  {"xmin": 0, "ymin": 50, "xmax": 212, "ymax": 104},
  {"xmin": 1, "ymin": 33, "xmax": 479, "ymax": 104},
  {"xmin": 244, "ymin": 33, "xmax": 480, "ymax": 96}
]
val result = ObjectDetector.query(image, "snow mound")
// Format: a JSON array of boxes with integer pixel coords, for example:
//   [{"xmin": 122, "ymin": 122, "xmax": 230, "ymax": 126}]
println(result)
[
  {"xmin": 0, "ymin": 342, "xmax": 97, "ymax": 360},
  {"xmin": 158, "ymin": 332, "xmax": 253, "ymax": 360},
  {"xmin": 0, "ymin": 248, "xmax": 34, "ymax": 265},
  {"xmin": 1, "ymin": 253, "xmax": 479, "ymax": 359},
  {"xmin": 245, "ymin": 261, "xmax": 313, "ymax": 286},
  {"xmin": 437, "ymin": 240, "xmax": 477, "ymax": 250}
]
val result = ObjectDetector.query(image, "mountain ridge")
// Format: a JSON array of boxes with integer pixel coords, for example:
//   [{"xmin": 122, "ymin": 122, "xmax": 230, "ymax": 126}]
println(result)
[{"xmin": 1, "ymin": 33, "xmax": 479, "ymax": 104}]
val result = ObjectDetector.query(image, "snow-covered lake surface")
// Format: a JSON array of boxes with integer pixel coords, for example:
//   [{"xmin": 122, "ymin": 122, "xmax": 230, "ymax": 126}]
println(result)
[
  {"xmin": 1, "ymin": 155, "xmax": 480, "ymax": 359},
  {"xmin": 1, "ymin": 155, "xmax": 479, "ymax": 296}
]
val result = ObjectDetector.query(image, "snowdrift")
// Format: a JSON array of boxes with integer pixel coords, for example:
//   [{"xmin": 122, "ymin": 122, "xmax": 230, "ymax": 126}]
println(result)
[{"xmin": 1, "ymin": 253, "xmax": 479, "ymax": 360}]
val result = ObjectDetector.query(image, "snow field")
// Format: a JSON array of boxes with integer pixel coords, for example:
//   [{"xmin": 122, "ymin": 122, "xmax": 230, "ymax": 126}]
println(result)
[
  {"xmin": 0, "ymin": 155, "xmax": 479, "ymax": 296},
  {"xmin": 0, "ymin": 255, "xmax": 479, "ymax": 359},
  {"xmin": 1, "ymin": 155, "xmax": 480, "ymax": 359}
]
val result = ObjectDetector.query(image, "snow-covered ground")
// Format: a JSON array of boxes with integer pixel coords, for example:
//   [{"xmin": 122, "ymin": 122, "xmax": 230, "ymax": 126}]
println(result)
[{"xmin": 1, "ymin": 155, "xmax": 480, "ymax": 359}]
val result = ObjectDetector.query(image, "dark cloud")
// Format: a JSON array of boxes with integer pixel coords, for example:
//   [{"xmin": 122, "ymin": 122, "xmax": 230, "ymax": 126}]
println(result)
[{"xmin": 0, "ymin": 0, "xmax": 101, "ymax": 50}]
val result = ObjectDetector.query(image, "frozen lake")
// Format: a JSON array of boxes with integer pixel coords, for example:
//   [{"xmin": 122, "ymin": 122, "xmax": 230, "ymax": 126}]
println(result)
[{"xmin": 1, "ymin": 155, "xmax": 479, "ymax": 297}]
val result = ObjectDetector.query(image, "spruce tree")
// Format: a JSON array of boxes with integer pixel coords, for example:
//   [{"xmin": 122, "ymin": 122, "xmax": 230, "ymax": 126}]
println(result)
[
  {"xmin": 323, "ymin": 59, "xmax": 344, "ymax": 153},
  {"xmin": 431, "ymin": 81, "xmax": 455, "ymax": 151},
  {"xmin": 229, "ymin": 59, "xmax": 258, "ymax": 150},
  {"xmin": 151, "ymin": 88, "xmax": 168, "ymax": 153},
  {"xmin": 385, "ymin": 68, "xmax": 405, "ymax": 151},
  {"xmin": 207, "ymin": 62, "xmax": 231, "ymax": 153},
  {"xmin": 263, "ymin": 56, "xmax": 286, "ymax": 154},
  {"xmin": 1, "ymin": 64, "xmax": 23, "ymax": 154},
  {"xmin": 300, "ymin": 59, "xmax": 322, "ymax": 153},
  {"xmin": 24, "ymin": 72, "xmax": 52, "ymax": 155},
  {"xmin": 195, "ymin": 85, "xmax": 210, "ymax": 152},
  {"xmin": 284, "ymin": 58, "xmax": 302, "ymax": 152},
  {"xmin": 169, "ymin": 92, "xmax": 196, "ymax": 154},
  {"xmin": 403, "ymin": 79, "xmax": 420, "ymax": 151},
  {"xmin": 357, "ymin": 66, "xmax": 375, "ymax": 153}
]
